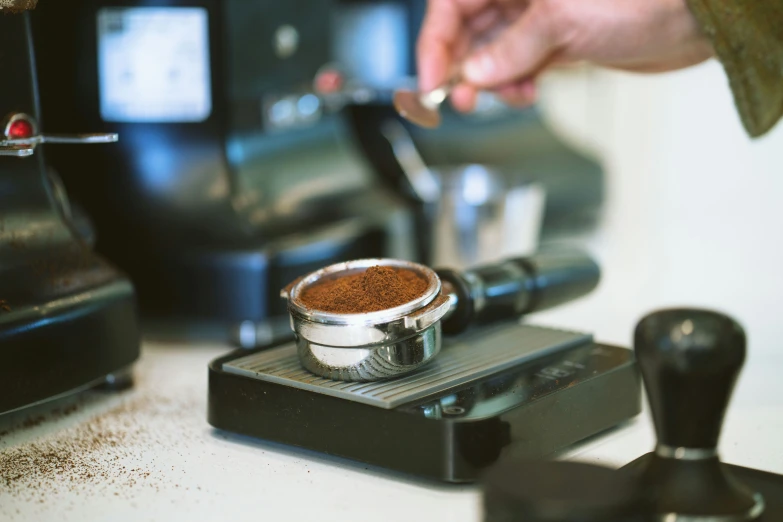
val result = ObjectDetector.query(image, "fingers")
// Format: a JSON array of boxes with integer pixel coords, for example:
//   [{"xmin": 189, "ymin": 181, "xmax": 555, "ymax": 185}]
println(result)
[
  {"xmin": 417, "ymin": 0, "xmax": 546, "ymax": 112},
  {"xmin": 494, "ymin": 78, "xmax": 537, "ymax": 107},
  {"xmin": 417, "ymin": 0, "xmax": 475, "ymax": 92},
  {"xmin": 450, "ymin": 78, "xmax": 536, "ymax": 113},
  {"xmin": 462, "ymin": 1, "xmax": 561, "ymax": 89},
  {"xmin": 467, "ymin": 6, "xmax": 505, "ymax": 36},
  {"xmin": 417, "ymin": 0, "xmax": 495, "ymax": 92},
  {"xmin": 450, "ymin": 83, "xmax": 479, "ymax": 112},
  {"xmin": 417, "ymin": 0, "xmax": 459, "ymax": 92}
]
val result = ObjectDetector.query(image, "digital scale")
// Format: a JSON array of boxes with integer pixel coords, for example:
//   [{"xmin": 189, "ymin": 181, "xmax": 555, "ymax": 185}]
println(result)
[{"xmin": 208, "ymin": 322, "xmax": 641, "ymax": 482}]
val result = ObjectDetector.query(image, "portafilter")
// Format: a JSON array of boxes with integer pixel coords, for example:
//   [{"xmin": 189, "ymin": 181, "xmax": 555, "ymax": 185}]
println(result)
[{"xmin": 280, "ymin": 251, "xmax": 599, "ymax": 382}]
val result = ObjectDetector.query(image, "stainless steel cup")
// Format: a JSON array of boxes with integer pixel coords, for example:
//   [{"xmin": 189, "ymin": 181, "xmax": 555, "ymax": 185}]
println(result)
[{"xmin": 380, "ymin": 119, "xmax": 545, "ymax": 270}]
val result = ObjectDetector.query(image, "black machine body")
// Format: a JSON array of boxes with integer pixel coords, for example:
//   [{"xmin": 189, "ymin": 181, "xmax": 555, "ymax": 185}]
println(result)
[
  {"xmin": 28, "ymin": 0, "xmax": 417, "ymax": 339},
  {"xmin": 0, "ymin": 13, "xmax": 140, "ymax": 415},
  {"xmin": 27, "ymin": 0, "xmax": 606, "ymax": 342}
]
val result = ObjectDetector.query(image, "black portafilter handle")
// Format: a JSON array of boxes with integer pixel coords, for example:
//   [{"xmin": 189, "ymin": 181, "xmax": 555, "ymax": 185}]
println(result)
[
  {"xmin": 634, "ymin": 308, "xmax": 745, "ymax": 451},
  {"xmin": 436, "ymin": 249, "xmax": 600, "ymax": 335}
]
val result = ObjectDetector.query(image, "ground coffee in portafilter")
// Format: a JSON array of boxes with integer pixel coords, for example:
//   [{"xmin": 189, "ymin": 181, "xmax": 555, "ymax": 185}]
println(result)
[{"xmin": 300, "ymin": 266, "xmax": 429, "ymax": 314}]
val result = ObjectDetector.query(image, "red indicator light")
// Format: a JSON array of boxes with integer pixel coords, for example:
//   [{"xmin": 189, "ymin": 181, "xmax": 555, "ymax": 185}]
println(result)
[
  {"xmin": 315, "ymin": 69, "xmax": 343, "ymax": 94},
  {"xmin": 6, "ymin": 118, "xmax": 34, "ymax": 139}
]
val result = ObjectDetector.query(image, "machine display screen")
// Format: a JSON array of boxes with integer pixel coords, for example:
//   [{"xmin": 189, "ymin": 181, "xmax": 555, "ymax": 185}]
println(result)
[
  {"xmin": 97, "ymin": 7, "xmax": 212, "ymax": 123},
  {"xmin": 333, "ymin": 2, "xmax": 410, "ymax": 89}
]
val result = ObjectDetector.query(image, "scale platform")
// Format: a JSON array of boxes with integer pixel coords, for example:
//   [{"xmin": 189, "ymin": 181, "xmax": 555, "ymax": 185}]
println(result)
[{"xmin": 208, "ymin": 323, "xmax": 642, "ymax": 482}]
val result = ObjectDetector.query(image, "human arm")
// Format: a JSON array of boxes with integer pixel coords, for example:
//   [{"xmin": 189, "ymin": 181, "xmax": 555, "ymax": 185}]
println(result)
[{"xmin": 416, "ymin": 0, "xmax": 783, "ymax": 138}]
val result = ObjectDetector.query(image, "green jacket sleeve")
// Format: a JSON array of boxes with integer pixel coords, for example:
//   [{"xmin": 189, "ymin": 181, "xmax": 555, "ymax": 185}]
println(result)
[
  {"xmin": 1, "ymin": 1, "xmax": 38, "ymax": 14},
  {"xmin": 685, "ymin": 0, "xmax": 783, "ymax": 138}
]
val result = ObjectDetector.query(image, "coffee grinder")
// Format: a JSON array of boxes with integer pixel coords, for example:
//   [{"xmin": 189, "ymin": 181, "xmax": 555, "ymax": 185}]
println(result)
[
  {"xmin": 0, "ymin": 10, "xmax": 140, "ymax": 415},
  {"xmin": 28, "ymin": 1, "xmax": 416, "ymax": 342}
]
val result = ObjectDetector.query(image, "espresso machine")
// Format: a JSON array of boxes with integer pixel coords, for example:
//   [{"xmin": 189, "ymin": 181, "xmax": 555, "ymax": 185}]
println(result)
[
  {"xmin": 329, "ymin": 0, "xmax": 606, "ymax": 266},
  {"xmin": 0, "ymin": 11, "xmax": 140, "ymax": 414},
  {"xmin": 29, "ymin": 1, "xmax": 417, "ymax": 343},
  {"xmin": 28, "ymin": 0, "xmax": 604, "ymax": 343}
]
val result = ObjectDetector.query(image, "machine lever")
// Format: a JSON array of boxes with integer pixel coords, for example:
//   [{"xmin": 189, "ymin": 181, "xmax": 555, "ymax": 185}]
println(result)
[
  {"xmin": 0, "ymin": 143, "xmax": 35, "ymax": 157},
  {"xmin": 2, "ymin": 133, "xmax": 118, "ymax": 146}
]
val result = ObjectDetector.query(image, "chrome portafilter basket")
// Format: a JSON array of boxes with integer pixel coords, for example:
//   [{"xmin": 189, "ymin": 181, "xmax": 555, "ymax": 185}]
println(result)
[
  {"xmin": 281, "ymin": 251, "xmax": 601, "ymax": 382},
  {"xmin": 281, "ymin": 258, "xmax": 452, "ymax": 381}
]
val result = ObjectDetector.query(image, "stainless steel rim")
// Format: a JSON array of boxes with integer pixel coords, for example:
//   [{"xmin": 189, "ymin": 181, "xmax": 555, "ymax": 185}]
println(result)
[
  {"xmin": 288, "ymin": 292, "xmax": 451, "ymax": 348},
  {"xmin": 285, "ymin": 258, "xmax": 441, "ymax": 325},
  {"xmin": 296, "ymin": 323, "xmax": 442, "ymax": 382}
]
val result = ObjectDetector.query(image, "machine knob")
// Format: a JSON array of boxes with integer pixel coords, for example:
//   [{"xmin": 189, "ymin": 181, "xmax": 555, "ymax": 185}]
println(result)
[{"xmin": 635, "ymin": 308, "xmax": 745, "ymax": 453}]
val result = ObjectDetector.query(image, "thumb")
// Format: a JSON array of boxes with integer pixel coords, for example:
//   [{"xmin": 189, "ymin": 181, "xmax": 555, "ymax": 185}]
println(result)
[{"xmin": 462, "ymin": 3, "xmax": 560, "ymax": 88}]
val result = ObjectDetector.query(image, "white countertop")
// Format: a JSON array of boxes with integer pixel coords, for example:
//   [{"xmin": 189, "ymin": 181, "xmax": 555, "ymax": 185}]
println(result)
[
  {"xmin": 4, "ymin": 193, "xmax": 783, "ymax": 521},
  {"xmin": 1, "ymin": 313, "xmax": 781, "ymax": 522},
  {"xmin": 1, "ymin": 342, "xmax": 485, "ymax": 522}
]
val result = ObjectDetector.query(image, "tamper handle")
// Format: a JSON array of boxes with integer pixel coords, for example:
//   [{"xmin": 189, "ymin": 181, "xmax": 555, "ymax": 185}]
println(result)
[
  {"xmin": 437, "ymin": 250, "xmax": 600, "ymax": 334},
  {"xmin": 634, "ymin": 309, "xmax": 746, "ymax": 450}
]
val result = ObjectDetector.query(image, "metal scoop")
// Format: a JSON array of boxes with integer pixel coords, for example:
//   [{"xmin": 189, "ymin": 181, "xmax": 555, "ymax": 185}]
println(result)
[
  {"xmin": 393, "ymin": 26, "xmax": 509, "ymax": 128},
  {"xmin": 393, "ymin": 76, "xmax": 459, "ymax": 129},
  {"xmin": 280, "ymin": 250, "xmax": 600, "ymax": 382}
]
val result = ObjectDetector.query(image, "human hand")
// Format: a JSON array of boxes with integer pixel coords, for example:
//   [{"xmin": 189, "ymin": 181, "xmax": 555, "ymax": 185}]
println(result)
[{"xmin": 416, "ymin": 0, "xmax": 714, "ymax": 112}]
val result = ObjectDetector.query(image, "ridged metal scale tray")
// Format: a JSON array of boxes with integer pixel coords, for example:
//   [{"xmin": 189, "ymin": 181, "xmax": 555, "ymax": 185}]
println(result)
[
  {"xmin": 223, "ymin": 325, "xmax": 592, "ymax": 409},
  {"xmin": 208, "ymin": 321, "xmax": 642, "ymax": 481}
]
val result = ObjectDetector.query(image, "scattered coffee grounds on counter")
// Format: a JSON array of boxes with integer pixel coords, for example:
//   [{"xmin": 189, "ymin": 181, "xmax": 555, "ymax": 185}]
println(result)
[
  {"xmin": 0, "ymin": 403, "xmax": 81, "ymax": 440},
  {"xmin": 300, "ymin": 265, "xmax": 430, "ymax": 314},
  {"xmin": 20, "ymin": 416, "xmax": 45, "ymax": 429},
  {"xmin": 0, "ymin": 392, "xmax": 199, "ymax": 509},
  {"xmin": 0, "ymin": 352, "xmax": 205, "ymax": 514}
]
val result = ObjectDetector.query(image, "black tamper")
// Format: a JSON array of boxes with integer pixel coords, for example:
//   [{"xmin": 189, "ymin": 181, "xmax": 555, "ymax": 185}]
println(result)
[
  {"xmin": 626, "ymin": 308, "xmax": 765, "ymax": 520},
  {"xmin": 481, "ymin": 459, "xmax": 647, "ymax": 521}
]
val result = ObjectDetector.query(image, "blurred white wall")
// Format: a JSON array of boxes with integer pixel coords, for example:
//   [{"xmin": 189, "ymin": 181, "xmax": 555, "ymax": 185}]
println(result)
[{"xmin": 530, "ymin": 60, "xmax": 783, "ymax": 363}]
